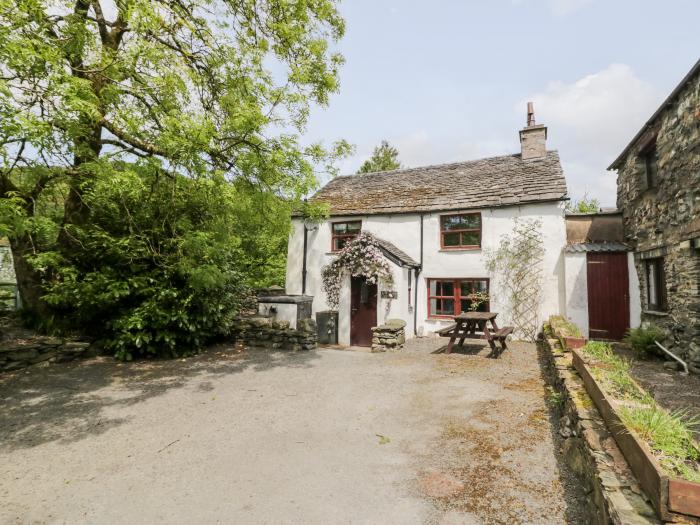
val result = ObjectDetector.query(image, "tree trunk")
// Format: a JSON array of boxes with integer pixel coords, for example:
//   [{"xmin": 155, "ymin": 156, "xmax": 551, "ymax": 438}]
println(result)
[
  {"xmin": 9, "ymin": 234, "xmax": 50, "ymax": 317},
  {"xmin": 57, "ymin": 123, "xmax": 103, "ymax": 252}
]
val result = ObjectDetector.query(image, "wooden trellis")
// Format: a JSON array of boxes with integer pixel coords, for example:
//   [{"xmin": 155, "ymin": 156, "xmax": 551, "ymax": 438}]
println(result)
[{"xmin": 485, "ymin": 219, "xmax": 544, "ymax": 341}]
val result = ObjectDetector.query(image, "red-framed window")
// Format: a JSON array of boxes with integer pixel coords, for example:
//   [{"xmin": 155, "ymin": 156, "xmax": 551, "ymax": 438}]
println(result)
[
  {"xmin": 427, "ymin": 278, "xmax": 489, "ymax": 318},
  {"xmin": 331, "ymin": 221, "xmax": 361, "ymax": 251},
  {"xmin": 440, "ymin": 213, "xmax": 481, "ymax": 249}
]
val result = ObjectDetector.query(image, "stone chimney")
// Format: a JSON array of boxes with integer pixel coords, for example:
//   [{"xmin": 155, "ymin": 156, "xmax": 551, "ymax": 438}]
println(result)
[{"xmin": 519, "ymin": 102, "xmax": 548, "ymax": 160}]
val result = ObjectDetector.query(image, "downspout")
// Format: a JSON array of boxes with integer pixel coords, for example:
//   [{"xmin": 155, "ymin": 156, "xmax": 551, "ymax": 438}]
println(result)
[
  {"xmin": 301, "ymin": 198, "xmax": 308, "ymax": 295},
  {"xmin": 655, "ymin": 341, "xmax": 689, "ymax": 375},
  {"xmin": 302, "ymin": 223, "xmax": 308, "ymax": 295},
  {"xmin": 414, "ymin": 214, "xmax": 424, "ymax": 336}
]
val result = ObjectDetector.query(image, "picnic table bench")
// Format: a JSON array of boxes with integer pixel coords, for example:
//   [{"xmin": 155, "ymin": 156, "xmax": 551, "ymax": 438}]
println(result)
[{"xmin": 436, "ymin": 311, "xmax": 514, "ymax": 357}]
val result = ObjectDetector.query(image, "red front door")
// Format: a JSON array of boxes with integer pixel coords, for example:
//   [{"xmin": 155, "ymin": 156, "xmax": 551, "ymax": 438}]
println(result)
[
  {"xmin": 350, "ymin": 276, "xmax": 377, "ymax": 346},
  {"xmin": 587, "ymin": 252, "xmax": 630, "ymax": 340}
]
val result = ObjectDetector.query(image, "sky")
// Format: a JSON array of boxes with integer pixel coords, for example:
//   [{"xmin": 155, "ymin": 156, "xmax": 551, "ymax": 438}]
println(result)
[{"xmin": 303, "ymin": 0, "xmax": 700, "ymax": 206}]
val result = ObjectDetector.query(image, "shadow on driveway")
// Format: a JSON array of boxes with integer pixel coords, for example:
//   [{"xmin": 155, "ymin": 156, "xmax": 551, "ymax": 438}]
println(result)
[{"xmin": 0, "ymin": 346, "xmax": 320, "ymax": 452}]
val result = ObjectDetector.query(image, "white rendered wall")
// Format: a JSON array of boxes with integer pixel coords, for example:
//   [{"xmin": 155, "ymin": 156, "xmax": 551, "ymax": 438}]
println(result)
[
  {"xmin": 628, "ymin": 252, "xmax": 642, "ymax": 330},
  {"xmin": 258, "ymin": 302, "xmax": 298, "ymax": 329},
  {"xmin": 285, "ymin": 201, "xmax": 568, "ymax": 342},
  {"xmin": 563, "ymin": 252, "xmax": 590, "ymax": 337}
]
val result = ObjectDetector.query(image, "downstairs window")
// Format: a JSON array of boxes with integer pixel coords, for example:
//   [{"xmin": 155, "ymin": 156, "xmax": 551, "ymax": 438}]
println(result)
[{"xmin": 428, "ymin": 278, "xmax": 489, "ymax": 318}]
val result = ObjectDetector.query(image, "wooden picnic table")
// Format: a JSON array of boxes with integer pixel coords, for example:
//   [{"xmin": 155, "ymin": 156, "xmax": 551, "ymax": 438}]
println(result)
[{"xmin": 437, "ymin": 311, "xmax": 514, "ymax": 356}]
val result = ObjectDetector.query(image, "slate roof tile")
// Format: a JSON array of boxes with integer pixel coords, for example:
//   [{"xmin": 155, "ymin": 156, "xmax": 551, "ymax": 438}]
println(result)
[{"xmin": 311, "ymin": 151, "xmax": 568, "ymax": 215}]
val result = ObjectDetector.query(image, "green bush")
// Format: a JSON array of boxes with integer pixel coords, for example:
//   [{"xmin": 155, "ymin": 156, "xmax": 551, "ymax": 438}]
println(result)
[
  {"xmin": 32, "ymin": 163, "xmax": 261, "ymax": 360},
  {"xmin": 624, "ymin": 325, "xmax": 666, "ymax": 358}
]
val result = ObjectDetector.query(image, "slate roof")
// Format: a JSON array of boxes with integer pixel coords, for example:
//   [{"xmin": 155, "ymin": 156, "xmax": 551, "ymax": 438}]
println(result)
[
  {"xmin": 374, "ymin": 238, "xmax": 420, "ymax": 268},
  {"xmin": 564, "ymin": 242, "xmax": 630, "ymax": 253},
  {"xmin": 310, "ymin": 151, "xmax": 568, "ymax": 216}
]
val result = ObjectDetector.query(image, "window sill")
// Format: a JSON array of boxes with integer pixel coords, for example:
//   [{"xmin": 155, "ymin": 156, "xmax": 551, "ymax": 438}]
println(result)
[
  {"xmin": 643, "ymin": 309, "xmax": 669, "ymax": 317},
  {"xmin": 439, "ymin": 247, "xmax": 481, "ymax": 253}
]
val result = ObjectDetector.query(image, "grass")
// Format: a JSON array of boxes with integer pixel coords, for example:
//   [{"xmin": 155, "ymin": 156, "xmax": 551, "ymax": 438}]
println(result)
[
  {"xmin": 620, "ymin": 405, "xmax": 700, "ymax": 483},
  {"xmin": 581, "ymin": 340, "xmax": 700, "ymax": 482}
]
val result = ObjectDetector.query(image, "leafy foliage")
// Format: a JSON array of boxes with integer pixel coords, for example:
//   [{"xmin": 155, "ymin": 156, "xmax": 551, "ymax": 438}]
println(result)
[
  {"xmin": 321, "ymin": 232, "xmax": 393, "ymax": 310},
  {"xmin": 32, "ymin": 165, "xmax": 255, "ymax": 359},
  {"xmin": 357, "ymin": 140, "xmax": 401, "ymax": 173},
  {"xmin": 0, "ymin": 0, "xmax": 350, "ymax": 356},
  {"xmin": 624, "ymin": 324, "xmax": 666, "ymax": 358},
  {"xmin": 566, "ymin": 193, "xmax": 601, "ymax": 213}
]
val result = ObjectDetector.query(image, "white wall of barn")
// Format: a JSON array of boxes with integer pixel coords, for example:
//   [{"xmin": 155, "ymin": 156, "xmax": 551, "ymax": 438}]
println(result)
[
  {"xmin": 562, "ymin": 251, "xmax": 642, "ymax": 338},
  {"xmin": 285, "ymin": 201, "xmax": 568, "ymax": 344}
]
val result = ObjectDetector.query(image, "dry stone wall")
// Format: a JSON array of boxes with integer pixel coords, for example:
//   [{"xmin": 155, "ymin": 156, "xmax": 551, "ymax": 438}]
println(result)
[
  {"xmin": 0, "ymin": 242, "xmax": 17, "ymax": 310},
  {"xmin": 1, "ymin": 336, "xmax": 95, "ymax": 372},
  {"xmin": 616, "ymin": 69, "xmax": 700, "ymax": 361},
  {"xmin": 233, "ymin": 316, "xmax": 317, "ymax": 351},
  {"xmin": 371, "ymin": 319, "xmax": 406, "ymax": 353}
]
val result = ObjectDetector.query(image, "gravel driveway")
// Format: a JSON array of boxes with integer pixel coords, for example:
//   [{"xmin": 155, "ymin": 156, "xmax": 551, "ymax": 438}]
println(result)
[{"xmin": 1, "ymin": 338, "xmax": 585, "ymax": 524}]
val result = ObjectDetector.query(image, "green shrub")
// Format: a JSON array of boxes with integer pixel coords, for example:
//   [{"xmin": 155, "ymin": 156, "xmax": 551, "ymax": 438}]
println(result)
[
  {"xmin": 624, "ymin": 325, "xmax": 666, "ymax": 358},
  {"xmin": 33, "ymin": 164, "xmax": 261, "ymax": 360}
]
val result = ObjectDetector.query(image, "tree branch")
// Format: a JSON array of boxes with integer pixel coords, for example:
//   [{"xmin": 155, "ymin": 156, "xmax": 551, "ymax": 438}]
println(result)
[{"xmin": 100, "ymin": 119, "xmax": 165, "ymax": 156}]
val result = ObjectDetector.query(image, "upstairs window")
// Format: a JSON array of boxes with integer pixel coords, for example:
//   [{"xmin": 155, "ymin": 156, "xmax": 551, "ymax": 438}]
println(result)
[
  {"xmin": 645, "ymin": 258, "xmax": 667, "ymax": 311},
  {"xmin": 641, "ymin": 144, "xmax": 659, "ymax": 189},
  {"xmin": 331, "ymin": 221, "xmax": 361, "ymax": 251},
  {"xmin": 428, "ymin": 278, "xmax": 489, "ymax": 318},
  {"xmin": 440, "ymin": 213, "xmax": 481, "ymax": 249}
]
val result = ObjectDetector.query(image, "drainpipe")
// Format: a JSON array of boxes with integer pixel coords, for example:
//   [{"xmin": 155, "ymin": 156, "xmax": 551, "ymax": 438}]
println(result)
[
  {"xmin": 655, "ymin": 341, "xmax": 689, "ymax": 375},
  {"xmin": 302, "ymin": 222, "xmax": 308, "ymax": 295},
  {"xmin": 301, "ymin": 198, "xmax": 308, "ymax": 295},
  {"xmin": 414, "ymin": 214, "xmax": 424, "ymax": 336}
]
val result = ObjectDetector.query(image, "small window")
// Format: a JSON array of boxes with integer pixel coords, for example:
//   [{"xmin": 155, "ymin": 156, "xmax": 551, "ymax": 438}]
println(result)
[
  {"xmin": 428, "ymin": 278, "xmax": 489, "ymax": 318},
  {"xmin": 642, "ymin": 145, "xmax": 659, "ymax": 189},
  {"xmin": 645, "ymin": 258, "xmax": 667, "ymax": 311},
  {"xmin": 440, "ymin": 213, "xmax": 481, "ymax": 249},
  {"xmin": 331, "ymin": 221, "xmax": 361, "ymax": 251}
]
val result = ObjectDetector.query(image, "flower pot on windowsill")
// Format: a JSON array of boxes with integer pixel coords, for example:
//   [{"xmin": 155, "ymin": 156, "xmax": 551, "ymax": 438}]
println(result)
[{"xmin": 563, "ymin": 335, "xmax": 587, "ymax": 350}]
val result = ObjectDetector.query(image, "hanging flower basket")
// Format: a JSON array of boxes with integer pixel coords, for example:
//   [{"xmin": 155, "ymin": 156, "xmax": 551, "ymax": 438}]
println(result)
[{"xmin": 321, "ymin": 232, "xmax": 394, "ymax": 310}]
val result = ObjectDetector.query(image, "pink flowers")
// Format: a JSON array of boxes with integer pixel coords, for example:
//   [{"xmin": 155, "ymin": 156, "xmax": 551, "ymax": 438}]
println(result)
[{"xmin": 321, "ymin": 232, "xmax": 393, "ymax": 310}]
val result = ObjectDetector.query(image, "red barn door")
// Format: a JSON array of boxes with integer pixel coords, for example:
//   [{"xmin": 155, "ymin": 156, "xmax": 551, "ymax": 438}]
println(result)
[{"xmin": 587, "ymin": 252, "xmax": 630, "ymax": 340}]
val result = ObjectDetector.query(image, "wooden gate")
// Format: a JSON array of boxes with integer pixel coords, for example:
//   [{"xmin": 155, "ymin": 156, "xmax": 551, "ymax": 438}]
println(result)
[{"xmin": 587, "ymin": 252, "xmax": 629, "ymax": 340}]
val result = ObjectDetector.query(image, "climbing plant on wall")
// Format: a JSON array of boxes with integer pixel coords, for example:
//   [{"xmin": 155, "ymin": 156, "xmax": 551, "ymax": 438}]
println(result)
[
  {"xmin": 485, "ymin": 219, "xmax": 544, "ymax": 341},
  {"xmin": 321, "ymin": 232, "xmax": 393, "ymax": 310}
]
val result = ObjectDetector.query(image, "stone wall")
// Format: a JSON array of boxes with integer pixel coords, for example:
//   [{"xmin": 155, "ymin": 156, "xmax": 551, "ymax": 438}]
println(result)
[
  {"xmin": 233, "ymin": 316, "xmax": 317, "ymax": 351},
  {"xmin": 615, "ymin": 66, "xmax": 700, "ymax": 360},
  {"xmin": 540, "ymin": 324, "xmax": 659, "ymax": 524},
  {"xmin": 0, "ymin": 241, "xmax": 17, "ymax": 310},
  {"xmin": 371, "ymin": 319, "xmax": 406, "ymax": 353},
  {"xmin": 1, "ymin": 336, "xmax": 95, "ymax": 372}
]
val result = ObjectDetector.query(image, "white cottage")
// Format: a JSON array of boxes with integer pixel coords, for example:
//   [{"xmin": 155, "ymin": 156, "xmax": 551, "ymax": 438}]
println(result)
[{"xmin": 285, "ymin": 111, "xmax": 574, "ymax": 347}]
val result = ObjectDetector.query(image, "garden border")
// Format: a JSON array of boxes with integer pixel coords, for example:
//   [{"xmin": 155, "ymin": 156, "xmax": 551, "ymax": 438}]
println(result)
[
  {"xmin": 573, "ymin": 348, "xmax": 700, "ymax": 522},
  {"xmin": 541, "ymin": 320, "xmax": 660, "ymax": 524}
]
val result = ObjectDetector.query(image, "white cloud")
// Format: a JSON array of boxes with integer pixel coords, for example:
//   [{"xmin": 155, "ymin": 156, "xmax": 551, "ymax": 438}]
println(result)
[{"xmin": 524, "ymin": 63, "xmax": 659, "ymax": 205}]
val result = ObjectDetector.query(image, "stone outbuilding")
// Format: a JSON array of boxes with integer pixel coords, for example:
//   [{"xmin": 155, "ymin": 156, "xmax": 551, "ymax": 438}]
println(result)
[{"xmin": 609, "ymin": 58, "xmax": 700, "ymax": 361}]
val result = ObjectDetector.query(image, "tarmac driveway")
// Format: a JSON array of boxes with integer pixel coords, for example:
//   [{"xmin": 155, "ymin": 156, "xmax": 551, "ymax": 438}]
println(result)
[{"xmin": 1, "ymin": 338, "xmax": 585, "ymax": 524}]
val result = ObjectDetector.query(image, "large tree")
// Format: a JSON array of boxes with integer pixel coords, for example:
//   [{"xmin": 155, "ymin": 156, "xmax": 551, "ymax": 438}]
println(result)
[
  {"xmin": 0, "ymin": 0, "xmax": 348, "ymax": 316},
  {"xmin": 357, "ymin": 140, "xmax": 401, "ymax": 173}
]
